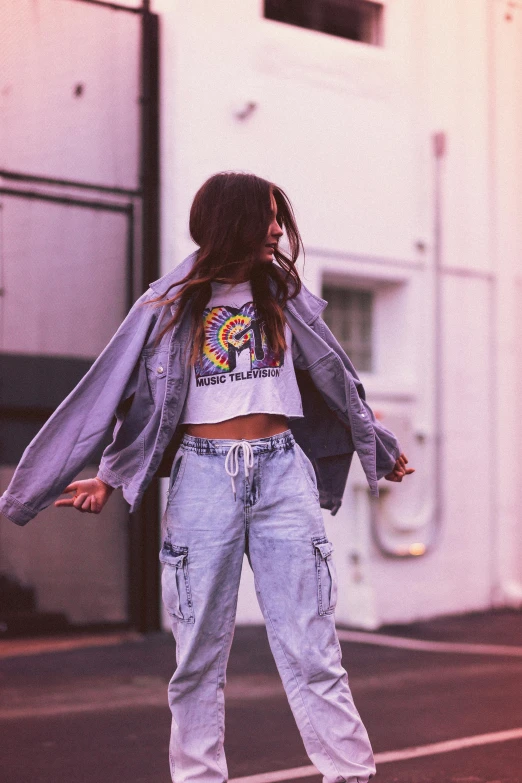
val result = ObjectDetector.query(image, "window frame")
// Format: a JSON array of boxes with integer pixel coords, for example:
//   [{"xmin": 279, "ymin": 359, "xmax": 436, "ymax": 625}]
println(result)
[
  {"xmin": 318, "ymin": 266, "xmax": 415, "ymax": 394},
  {"xmin": 322, "ymin": 282, "xmax": 375, "ymax": 372}
]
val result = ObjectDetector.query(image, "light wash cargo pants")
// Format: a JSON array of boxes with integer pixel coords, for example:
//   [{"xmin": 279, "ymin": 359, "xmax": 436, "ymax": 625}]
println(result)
[{"xmin": 160, "ymin": 431, "xmax": 376, "ymax": 783}]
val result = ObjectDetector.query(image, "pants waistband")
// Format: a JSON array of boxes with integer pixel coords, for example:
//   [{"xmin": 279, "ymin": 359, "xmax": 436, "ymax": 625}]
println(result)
[{"xmin": 180, "ymin": 429, "xmax": 295, "ymax": 456}]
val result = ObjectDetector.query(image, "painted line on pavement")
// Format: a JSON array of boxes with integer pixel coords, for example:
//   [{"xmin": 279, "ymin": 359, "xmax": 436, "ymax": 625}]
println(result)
[
  {"xmin": 0, "ymin": 693, "xmax": 169, "ymax": 720},
  {"xmin": 0, "ymin": 631, "xmax": 143, "ymax": 659},
  {"xmin": 229, "ymin": 727, "xmax": 522, "ymax": 783},
  {"xmin": 336, "ymin": 629, "xmax": 522, "ymax": 657},
  {"xmin": 373, "ymin": 727, "xmax": 522, "ymax": 763}
]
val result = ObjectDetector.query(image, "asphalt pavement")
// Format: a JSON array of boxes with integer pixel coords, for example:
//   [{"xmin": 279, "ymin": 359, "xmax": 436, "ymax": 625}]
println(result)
[{"xmin": 1, "ymin": 608, "xmax": 522, "ymax": 783}]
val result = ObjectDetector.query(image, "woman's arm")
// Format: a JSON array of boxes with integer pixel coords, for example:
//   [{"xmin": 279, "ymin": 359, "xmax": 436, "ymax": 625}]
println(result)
[{"xmin": 0, "ymin": 290, "xmax": 157, "ymax": 525}]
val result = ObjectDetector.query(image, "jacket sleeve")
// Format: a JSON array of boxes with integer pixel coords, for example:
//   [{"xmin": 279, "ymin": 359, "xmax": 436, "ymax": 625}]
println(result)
[
  {"xmin": 0, "ymin": 291, "xmax": 158, "ymax": 526},
  {"xmin": 312, "ymin": 314, "xmax": 402, "ymax": 479}
]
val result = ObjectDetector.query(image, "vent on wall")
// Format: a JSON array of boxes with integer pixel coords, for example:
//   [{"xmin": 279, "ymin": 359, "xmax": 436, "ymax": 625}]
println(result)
[{"xmin": 264, "ymin": 0, "xmax": 384, "ymax": 45}]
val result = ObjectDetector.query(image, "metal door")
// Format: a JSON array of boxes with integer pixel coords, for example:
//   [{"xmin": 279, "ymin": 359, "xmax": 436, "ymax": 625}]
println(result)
[{"xmin": 0, "ymin": 0, "xmax": 160, "ymax": 636}]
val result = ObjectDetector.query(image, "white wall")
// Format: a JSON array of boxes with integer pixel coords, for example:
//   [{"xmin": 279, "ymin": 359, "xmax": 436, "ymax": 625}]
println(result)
[
  {"xmin": 153, "ymin": 0, "xmax": 522, "ymax": 627},
  {"xmin": 490, "ymin": 0, "xmax": 522, "ymax": 606}
]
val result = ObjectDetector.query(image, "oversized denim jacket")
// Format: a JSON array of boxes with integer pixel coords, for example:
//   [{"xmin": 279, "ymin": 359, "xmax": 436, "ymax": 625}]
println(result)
[{"xmin": 0, "ymin": 252, "xmax": 401, "ymax": 526}]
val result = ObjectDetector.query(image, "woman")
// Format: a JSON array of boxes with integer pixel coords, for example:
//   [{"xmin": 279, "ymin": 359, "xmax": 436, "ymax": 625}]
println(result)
[{"xmin": 0, "ymin": 172, "xmax": 413, "ymax": 783}]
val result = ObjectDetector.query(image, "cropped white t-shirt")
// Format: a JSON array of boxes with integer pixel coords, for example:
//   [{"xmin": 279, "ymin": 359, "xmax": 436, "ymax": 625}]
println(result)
[{"xmin": 179, "ymin": 281, "xmax": 303, "ymax": 425}]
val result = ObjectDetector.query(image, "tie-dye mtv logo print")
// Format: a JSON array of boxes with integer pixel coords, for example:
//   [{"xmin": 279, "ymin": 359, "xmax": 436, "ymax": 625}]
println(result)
[{"xmin": 195, "ymin": 301, "xmax": 283, "ymax": 379}]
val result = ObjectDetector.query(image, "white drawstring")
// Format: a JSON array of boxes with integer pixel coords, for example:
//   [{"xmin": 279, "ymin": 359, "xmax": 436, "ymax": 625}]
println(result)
[{"xmin": 225, "ymin": 440, "xmax": 254, "ymax": 501}]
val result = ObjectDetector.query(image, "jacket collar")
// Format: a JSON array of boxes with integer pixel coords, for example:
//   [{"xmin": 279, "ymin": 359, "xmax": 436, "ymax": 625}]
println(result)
[
  {"xmin": 149, "ymin": 251, "xmax": 199, "ymax": 295},
  {"xmin": 148, "ymin": 250, "xmax": 327, "ymax": 325}
]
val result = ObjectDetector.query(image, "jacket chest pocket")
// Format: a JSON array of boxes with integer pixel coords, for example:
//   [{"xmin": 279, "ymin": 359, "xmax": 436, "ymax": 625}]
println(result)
[
  {"xmin": 159, "ymin": 543, "xmax": 195, "ymax": 623},
  {"xmin": 144, "ymin": 352, "xmax": 168, "ymax": 403},
  {"xmin": 311, "ymin": 536, "xmax": 338, "ymax": 615}
]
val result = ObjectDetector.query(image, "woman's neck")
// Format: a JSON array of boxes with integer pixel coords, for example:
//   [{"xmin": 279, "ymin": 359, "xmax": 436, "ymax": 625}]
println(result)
[{"xmin": 213, "ymin": 271, "xmax": 251, "ymax": 285}]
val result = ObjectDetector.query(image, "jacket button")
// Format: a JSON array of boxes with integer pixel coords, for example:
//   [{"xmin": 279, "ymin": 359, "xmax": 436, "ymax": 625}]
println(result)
[{"xmin": 157, "ymin": 365, "xmax": 164, "ymax": 374}]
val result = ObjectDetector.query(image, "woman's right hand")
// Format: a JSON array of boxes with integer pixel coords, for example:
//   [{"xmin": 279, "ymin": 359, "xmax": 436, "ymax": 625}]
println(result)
[
  {"xmin": 384, "ymin": 452, "xmax": 415, "ymax": 483},
  {"xmin": 54, "ymin": 477, "xmax": 114, "ymax": 514}
]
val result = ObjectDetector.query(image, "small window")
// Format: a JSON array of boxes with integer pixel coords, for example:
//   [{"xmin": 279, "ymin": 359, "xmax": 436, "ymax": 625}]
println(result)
[
  {"xmin": 264, "ymin": 0, "xmax": 384, "ymax": 46},
  {"xmin": 322, "ymin": 284, "xmax": 373, "ymax": 371}
]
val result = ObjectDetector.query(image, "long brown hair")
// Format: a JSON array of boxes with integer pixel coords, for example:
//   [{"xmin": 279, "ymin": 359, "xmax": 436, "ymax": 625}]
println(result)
[{"xmin": 150, "ymin": 171, "xmax": 304, "ymax": 362}]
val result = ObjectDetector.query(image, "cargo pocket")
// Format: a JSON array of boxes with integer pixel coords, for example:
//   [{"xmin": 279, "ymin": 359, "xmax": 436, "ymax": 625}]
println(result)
[
  {"xmin": 311, "ymin": 536, "xmax": 338, "ymax": 616},
  {"xmin": 159, "ymin": 542, "xmax": 195, "ymax": 623}
]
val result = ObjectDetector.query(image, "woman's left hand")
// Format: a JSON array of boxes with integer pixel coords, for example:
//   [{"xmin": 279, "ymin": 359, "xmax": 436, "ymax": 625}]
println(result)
[{"xmin": 384, "ymin": 452, "xmax": 415, "ymax": 483}]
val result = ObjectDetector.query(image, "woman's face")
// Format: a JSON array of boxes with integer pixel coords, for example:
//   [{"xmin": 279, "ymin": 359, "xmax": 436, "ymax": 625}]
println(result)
[{"xmin": 257, "ymin": 190, "xmax": 283, "ymax": 263}]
